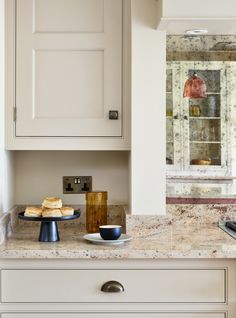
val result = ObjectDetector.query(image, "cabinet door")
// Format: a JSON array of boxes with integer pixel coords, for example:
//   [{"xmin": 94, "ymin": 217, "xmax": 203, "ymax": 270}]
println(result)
[
  {"xmin": 15, "ymin": 0, "xmax": 122, "ymax": 137},
  {"xmin": 182, "ymin": 62, "xmax": 228, "ymax": 174},
  {"xmin": 2, "ymin": 313, "xmax": 226, "ymax": 318},
  {"xmin": 166, "ymin": 62, "xmax": 182, "ymax": 171}
]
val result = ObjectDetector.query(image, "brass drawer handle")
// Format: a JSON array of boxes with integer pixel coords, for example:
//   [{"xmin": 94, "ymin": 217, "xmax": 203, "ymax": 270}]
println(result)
[{"xmin": 101, "ymin": 280, "xmax": 124, "ymax": 293}]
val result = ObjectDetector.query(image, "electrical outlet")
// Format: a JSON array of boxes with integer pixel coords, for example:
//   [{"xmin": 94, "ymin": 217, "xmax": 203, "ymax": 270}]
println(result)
[{"xmin": 63, "ymin": 176, "xmax": 92, "ymax": 194}]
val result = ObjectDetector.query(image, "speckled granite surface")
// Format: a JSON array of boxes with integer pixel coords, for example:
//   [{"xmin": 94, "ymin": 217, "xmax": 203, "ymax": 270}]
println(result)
[{"xmin": 1, "ymin": 204, "xmax": 236, "ymax": 259}]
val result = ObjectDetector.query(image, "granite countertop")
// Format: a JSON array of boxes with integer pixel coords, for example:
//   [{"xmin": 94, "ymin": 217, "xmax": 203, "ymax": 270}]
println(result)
[
  {"xmin": 1, "ymin": 205, "xmax": 236, "ymax": 259},
  {"xmin": 0, "ymin": 222, "xmax": 236, "ymax": 259}
]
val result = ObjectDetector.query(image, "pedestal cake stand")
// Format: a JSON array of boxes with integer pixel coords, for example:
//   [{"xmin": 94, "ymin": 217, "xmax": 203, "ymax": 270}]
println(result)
[{"xmin": 18, "ymin": 210, "xmax": 81, "ymax": 242}]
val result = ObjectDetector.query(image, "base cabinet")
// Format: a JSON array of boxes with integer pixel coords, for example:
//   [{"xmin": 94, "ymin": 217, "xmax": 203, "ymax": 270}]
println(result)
[
  {"xmin": 0, "ymin": 259, "xmax": 235, "ymax": 318},
  {"xmin": 2, "ymin": 269, "xmax": 225, "ymax": 303}
]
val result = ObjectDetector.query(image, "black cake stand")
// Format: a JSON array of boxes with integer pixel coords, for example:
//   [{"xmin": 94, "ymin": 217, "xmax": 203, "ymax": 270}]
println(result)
[{"xmin": 18, "ymin": 210, "xmax": 81, "ymax": 242}]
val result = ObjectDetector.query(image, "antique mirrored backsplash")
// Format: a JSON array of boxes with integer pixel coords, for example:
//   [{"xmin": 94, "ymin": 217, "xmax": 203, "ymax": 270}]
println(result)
[{"xmin": 166, "ymin": 35, "xmax": 236, "ymax": 197}]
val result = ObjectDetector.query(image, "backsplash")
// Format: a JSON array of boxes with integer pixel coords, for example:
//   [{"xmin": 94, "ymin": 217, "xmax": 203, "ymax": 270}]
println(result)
[
  {"xmin": 14, "ymin": 151, "xmax": 129, "ymax": 205},
  {"xmin": 127, "ymin": 204, "xmax": 236, "ymax": 237},
  {"xmin": 167, "ymin": 35, "xmax": 236, "ymax": 61},
  {"xmin": 167, "ymin": 35, "xmax": 236, "ymax": 52},
  {"xmin": 166, "ymin": 35, "xmax": 236, "ymax": 178},
  {"xmin": 2, "ymin": 203, "xmax": 236, "ymax": 245}
]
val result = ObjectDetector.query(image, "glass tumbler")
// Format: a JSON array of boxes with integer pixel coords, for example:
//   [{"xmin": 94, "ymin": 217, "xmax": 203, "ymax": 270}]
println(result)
[{"xmin": 86, "ymin": 191, "xmax": 108, "ymax": 233}]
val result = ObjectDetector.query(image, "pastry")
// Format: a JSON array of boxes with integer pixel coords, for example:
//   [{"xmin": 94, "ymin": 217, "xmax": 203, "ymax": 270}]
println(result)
[
  {"xmin": 61, "ymin": 206, "xmax": 74, "ymax": 216},
  {"xmin": 24, "ymin": 206, "xmax": 42, "ymax": 217},
  {"xmin": 42, "ymin": 197, "xmax": 62, "ymax": 209},
  {"xmin": 42, "ymin": 208, "xmax": 62, "ymax": 218}
]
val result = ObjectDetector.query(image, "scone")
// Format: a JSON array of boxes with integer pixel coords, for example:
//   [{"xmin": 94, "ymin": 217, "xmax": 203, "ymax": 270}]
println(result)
[
  {"xmin": 61, "ymin": 206, "xmax": 74, "ymax": 216},
  {"xmin": 24, "ymin": 206, "xmax": 42, "ymax": 217},
  {"xmin": 42, "ymin": 208, "xmax": 62, "ymax": 218},
  {"xmin": 42, "ymin": 197, "xmax": 62, "ymax": 209}
]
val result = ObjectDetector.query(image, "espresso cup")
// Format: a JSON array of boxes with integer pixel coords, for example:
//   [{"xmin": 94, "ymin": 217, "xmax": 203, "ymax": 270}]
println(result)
[{"xmin": 99, "ymin": 225, "xmax": 122, "ymax": 240}]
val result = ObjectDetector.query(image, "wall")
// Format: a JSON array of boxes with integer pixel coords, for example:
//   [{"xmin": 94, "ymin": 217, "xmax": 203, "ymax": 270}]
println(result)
[
  {"xmin": 15, "ymin": 151, "xmax": 129, "ymax": 205},
  {"xmin": 0, "ymin": 0, "xmax": 14, "ymax": 212},
  {"xmin": 131, "ymin": 0, "xmax": 166, "ymax": 214}
]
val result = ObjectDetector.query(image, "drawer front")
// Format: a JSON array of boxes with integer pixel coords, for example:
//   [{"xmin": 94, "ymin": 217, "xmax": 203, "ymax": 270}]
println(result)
[
  {"xmin": 2, "ymin": 269, "xmax": 226, "ymax": 303},
  {"xmin": 1, "ymin": 314, "xmax": 226, "ymax": 318}
]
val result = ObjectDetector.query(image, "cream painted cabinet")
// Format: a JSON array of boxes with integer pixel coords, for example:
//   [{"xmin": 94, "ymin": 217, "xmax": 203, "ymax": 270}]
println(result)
[
  {"xmin": 166, "ymin": 61, "xmax": 232, "ymax": 177},
  {"xmin": 1, "ymin": 269, "xmax": 225, "ymax": 303},
  {"xmin": 156, "ymin": 0, "xmax": 236, "ymax": 34},
  {"xmin": 0, "ymin": 259, "xmax": 235, "ymax": 317},
  {"xmin": 5, "ymin": 0, "xmax": 131, "ymax": 150}
]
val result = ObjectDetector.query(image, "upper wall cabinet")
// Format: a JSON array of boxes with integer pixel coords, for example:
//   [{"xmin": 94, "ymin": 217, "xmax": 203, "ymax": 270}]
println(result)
[
  {"xmin": 157, "ymin": 0, "xmax": 236, "ymax": 34},
  {"xmin": 5, "ymin": 0, "xmax": 130, "ymax": 150}
]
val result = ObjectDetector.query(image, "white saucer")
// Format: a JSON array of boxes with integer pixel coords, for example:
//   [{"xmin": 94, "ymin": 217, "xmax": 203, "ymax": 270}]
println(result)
[{"xmin": 83, "ymin": 233, "xmax": 132, "ymax": 245}]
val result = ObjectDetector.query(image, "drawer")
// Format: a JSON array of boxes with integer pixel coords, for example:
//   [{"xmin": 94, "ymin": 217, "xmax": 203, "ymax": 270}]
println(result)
[
  {"xmin": 1, "ymin": 269, "xmax": 226, "ymax": 303},
  {"xmin": 1, "ymin": 314, "xmax": 226, "ymax": 318}
]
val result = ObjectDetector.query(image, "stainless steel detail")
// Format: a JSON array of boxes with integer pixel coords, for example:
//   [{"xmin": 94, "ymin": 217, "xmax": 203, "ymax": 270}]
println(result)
[
  {"xmin": 101, "ymin": 281, "xmax": 125, "ymax": 293},
  {"xmin": 218, "ymin": 221, "xmax": 236, "ymax": 240},
  {"xmin": 109, "ymin": 110, "xmax": 119, "ymax": 120}
]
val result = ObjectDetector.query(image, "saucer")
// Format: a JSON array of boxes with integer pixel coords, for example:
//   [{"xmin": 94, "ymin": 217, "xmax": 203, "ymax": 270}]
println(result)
[{"xmin": 83, "ymin": 233, "xmax": 132, "ymax": 245}]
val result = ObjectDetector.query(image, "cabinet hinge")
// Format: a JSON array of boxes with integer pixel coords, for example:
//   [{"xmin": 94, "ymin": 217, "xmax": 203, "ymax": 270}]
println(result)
[{"xmin": 13, "ymin": 107, "xmax": 17, "ymax": 122}]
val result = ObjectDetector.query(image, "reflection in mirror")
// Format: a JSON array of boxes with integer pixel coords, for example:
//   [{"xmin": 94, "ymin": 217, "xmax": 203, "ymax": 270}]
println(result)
[{"xmin": 166, "ymin": 35, "xmax": 236, "ymax": 199}]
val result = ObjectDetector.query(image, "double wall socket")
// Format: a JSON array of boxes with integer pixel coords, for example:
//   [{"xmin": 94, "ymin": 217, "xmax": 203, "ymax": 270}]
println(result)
[{"xmin": 63, "ymin": 176, "xmax": 92, "ymax": 194}]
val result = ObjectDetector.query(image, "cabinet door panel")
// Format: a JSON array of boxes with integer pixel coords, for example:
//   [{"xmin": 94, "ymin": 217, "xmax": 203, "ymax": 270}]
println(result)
[
  {"xmin": 16, "ymin": 0, "xmax": 122, "ymax": 137},
  {"xmin": 34, "ymin": 50, "xmax": 104, "ymax": 119},
  {"xmin": 2, "ymin": 269, "xmax": 225, "ymax": 303},
  {"xmin": 34, "ymin": 0, "xmax": 104, "ymax": 33},
  {"xmin": 2, "ymin": 313, "xmax": 226, "ymax": 318}
]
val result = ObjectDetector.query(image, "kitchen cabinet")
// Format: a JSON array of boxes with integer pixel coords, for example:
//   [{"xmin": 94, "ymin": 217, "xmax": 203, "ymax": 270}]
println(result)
[
  {"xmin": 0, "ymin": 259, "xmax": 235, "ymax": 317},
  {"xmin": 2, "ymin": 268, "xmax": 225, "ymax": 303},
  {"xmin": 5, "ymin": 0, "xmax": 130, "ymax": 150},
  {"xmin": 156, "ymin": 0, "xmax": 236, "ymax": 34},
  {"xmin": 166, "ymin": 61, "xmax": 232, "ymax": 177}
]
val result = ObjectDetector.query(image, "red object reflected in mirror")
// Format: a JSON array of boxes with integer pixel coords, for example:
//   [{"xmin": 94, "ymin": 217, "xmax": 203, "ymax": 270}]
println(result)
[{"xmin": 183, "ymin": 72, "xmax": 207, "ymax": 99}]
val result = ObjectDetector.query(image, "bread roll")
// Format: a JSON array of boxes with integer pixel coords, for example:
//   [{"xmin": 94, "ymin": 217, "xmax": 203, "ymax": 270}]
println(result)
[
  {"xmin": 61, "ymin": 206, "xmax": 74, "ymax": 216},
  {"xmin": 42, "ymin": 209, "xmax": 62, "ymax": 218},
  {"xmin": 42, "ymin": 197, "xmax": 62, "ymax": 209},
  {"xmin": 24, "ymin": 206, "xmax": 42, "ymax": 217}
]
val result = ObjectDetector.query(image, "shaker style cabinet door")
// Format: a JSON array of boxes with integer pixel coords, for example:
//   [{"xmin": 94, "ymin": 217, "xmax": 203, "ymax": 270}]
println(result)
[{"xmin": 15, "ymin": 0, "xmax": 122, "ymax": 137}]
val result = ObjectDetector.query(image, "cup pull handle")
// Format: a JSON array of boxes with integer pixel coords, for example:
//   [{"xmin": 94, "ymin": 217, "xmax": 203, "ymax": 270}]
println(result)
[
  {"xmin": 101, "ymin": 281, "xmax": 125, "ymax": 293},
  {"xmin": 109, "ymin": 110, "xmax": 119, "ymax": 120}
]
